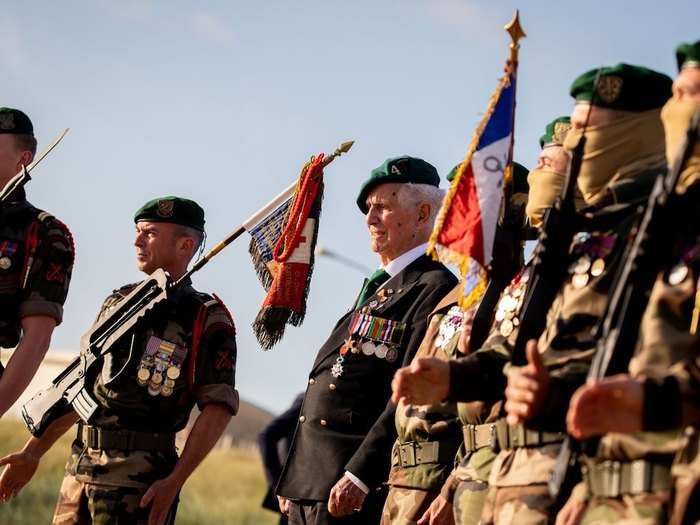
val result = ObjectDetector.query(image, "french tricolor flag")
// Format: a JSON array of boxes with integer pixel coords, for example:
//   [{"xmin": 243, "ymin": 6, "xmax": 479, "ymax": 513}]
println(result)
[{"xmin": 428, "ymin": 69, "xmax": 516, "ymax": 307}]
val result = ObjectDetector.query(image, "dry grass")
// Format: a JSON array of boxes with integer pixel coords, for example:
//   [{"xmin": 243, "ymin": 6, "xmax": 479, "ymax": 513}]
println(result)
[{"xmin": 0, "ymin": 419, "xmax": 278, "ymax": 524}]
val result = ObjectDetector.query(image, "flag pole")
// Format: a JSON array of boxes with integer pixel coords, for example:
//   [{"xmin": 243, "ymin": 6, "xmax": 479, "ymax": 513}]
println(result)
[
  {"xmin": 177, "ymin": 140, "xmax": 354, "ymax": 283},
  {"xmin": 502, "ymin": 10, "xmax": 526, "ymax": 207}
]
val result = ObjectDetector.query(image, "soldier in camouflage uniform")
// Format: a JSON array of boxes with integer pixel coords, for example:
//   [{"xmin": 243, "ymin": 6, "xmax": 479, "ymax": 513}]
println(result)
[
  {"xmin": 0, "ymin": 107, "xmax": 74, "ymax": 418},
  {"xmin": 390, "ymin": 123, "xmax": 572, "ymax": 525},
  {"xmin": 381, "ymin": 163, "xmax": 529, "ymax": 525},
  {"xmin": 501, "ymin": 65, "xmax": 672, "ymax": 524},
  {"xmin": 560, "ymin": 41, "xmax": 700, "ymax": 525},
  {"xmin": 0, "ymin": 197, "xmax": 239, "ymax": 525}
]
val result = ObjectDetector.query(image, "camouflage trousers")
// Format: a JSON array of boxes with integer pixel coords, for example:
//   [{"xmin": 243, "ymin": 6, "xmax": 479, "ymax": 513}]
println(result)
[
  {"xmin": 453, "ymin": 479, "xmax": 489, "ymax": 525},
  {"xmin": 380, "ymin": 486, "xmax": 439, "ymax": 525},
  {"xmin": 480, "ymin": 484, "xmax": 556, "ymax": 525},
  {"xmin": 51, "ymin": 474, "xmax": 178, "ymax": 525},
  {"xmin": 579, "ymin": 492, "xmax": 670, "ymax": 525}
]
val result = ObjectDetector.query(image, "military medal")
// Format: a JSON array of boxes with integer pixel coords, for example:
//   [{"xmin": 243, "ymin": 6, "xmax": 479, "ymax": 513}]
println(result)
[
  {"xmin": 435, "ymin": 306, "xmax": 464, "ymax": 351},
  {"xmin": 500, "ymin": 319, "xmax": 514, "ymax": 337},
  {"xmin": 669, "ymin": 263, "xmax": 689, "ymax": 286},
  {"xmin": 590, "ymin": 258, "xmax": 606, "ymax": 277},
  {"xmin": 375, "ymin": 344, "xmax": 388, "ymax": 359},
  {"xmin": 138, "ymin": 336, "xmax": 186, "ymax": 397},
  {"xmin": 137, "ymin": 367, "xmax": 151, "ymax": 385},
  {"xmin": 386, "ymin": 347, "xmax": 398, "ymax": 363},
  {"xmin": 572, "ymin": 273, "xmax": 589, "ymax": 289},
  {"xmin": 0, "ymin": 242, "xmax": 17, "ymax": 271},
  {"xmin": 331, "ymin": 356, "xmax": 345, "ymax": 378},
  {"xmin": 361, "ymin": 341, "xmax": 376, "ymax": 356}
]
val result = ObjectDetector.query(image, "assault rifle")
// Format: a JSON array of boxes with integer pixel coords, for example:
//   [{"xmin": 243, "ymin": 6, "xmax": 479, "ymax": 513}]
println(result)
[
  {"xmin": 0, "ymin": 129, "xmax": 70, "ymax": 204},
  {"xmin": 22, "ymin": 141, "xmax": 354, "ymax": 437},
  {"xmin": 509, "ymin": 129, "xmax": 587, "ymax": 366},
  {"xmin": 548, "ymin": 108, "xmax": 700, "ymax": 498}
]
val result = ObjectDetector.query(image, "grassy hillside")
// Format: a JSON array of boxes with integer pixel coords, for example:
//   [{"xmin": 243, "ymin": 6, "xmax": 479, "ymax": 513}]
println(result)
[{"xmin": 0, "ymin": 420, "xmax": 277, "ymax": 525}]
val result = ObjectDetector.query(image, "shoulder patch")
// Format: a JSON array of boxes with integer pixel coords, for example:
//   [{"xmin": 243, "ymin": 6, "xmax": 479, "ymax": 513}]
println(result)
[{"xmin": 35, "ymin": 211, "xmax": 76, "ymax": 264}]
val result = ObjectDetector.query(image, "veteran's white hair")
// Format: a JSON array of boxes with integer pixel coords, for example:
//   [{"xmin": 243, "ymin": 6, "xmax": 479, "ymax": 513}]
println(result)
[{"xmin": 397, "ymin": 183, "xmax": 445, "ymax": 227}]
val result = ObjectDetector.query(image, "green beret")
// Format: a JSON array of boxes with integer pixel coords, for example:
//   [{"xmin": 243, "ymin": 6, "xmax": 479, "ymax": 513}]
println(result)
[
  {"xmin": 357, "ymin": 156, "xmax": 440, "ymax": 213},
  {"xmin": 676, "ymin": 40, "xmax": 700, "ymax": 71},
  {"xmin": 570, "ymin": 64, "xmax": 672, "ymax": 112},
  {"xmin": 446, "ymin": 161, "xmax": 528, "ymax": 195},
  {"xmin": 134, "ymin": 196, "xmax": 205, "ymax": 231},
  {"xmin": 539, "ymin": 117, "xmax": 572, "ymax": 149},
  {"xmin": 0, "ymin": 107, "xmax": 33, "ymax": 136}
]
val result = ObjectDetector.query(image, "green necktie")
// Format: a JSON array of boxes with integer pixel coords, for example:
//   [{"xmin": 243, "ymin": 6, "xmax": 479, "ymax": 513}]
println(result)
[{"xmin": 355, "ymin": 268, "xmax": 390, "ymax": 308}]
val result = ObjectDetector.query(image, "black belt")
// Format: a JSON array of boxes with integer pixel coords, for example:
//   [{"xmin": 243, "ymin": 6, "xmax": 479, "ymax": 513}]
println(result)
[
  {"xmin": 79, "ymin": 424, "xmax": 175, "ymax": 452},
  {"xmin": 492, "ymin": 418, "xmax": 565, "ymax": 451},
  {"xmin": 583, "ymin": 459, "xmax": 672, "ymax": 498}
]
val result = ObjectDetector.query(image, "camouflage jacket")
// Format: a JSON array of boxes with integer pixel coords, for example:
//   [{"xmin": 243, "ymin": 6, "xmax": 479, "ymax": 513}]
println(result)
[
  {"xmin": 440, "ymin": 264, "xmax": 531, "ymax": 498},
  {"xmin": 67, "ymin": 278, "xmax": 239, "ymax": 488},
  {"xmin": 489, "ymin": 172, "xmax": 658, "ymax": 488},
  {"xmin": 0, "ymin": 188, "xmax": 74, "ymax": 351},
  {"xmin": 388, "ymin": 285, "xmax": 471, "ymax": 490},
  {"xmin": 591, "ymin": 182, "xmax": 700, "ymax": 464}
]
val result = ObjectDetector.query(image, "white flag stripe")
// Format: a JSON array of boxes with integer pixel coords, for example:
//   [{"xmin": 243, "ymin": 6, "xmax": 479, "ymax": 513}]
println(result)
[{"xmin": 471, "ymin": 135, "xmax": 510, "ymax": 267}]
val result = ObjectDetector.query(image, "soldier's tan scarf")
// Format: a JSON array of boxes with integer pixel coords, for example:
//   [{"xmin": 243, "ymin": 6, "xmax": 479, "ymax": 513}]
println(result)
[
  {"xmin": 564, "ymin": 108, "xmax": 666, "ymax": 203},
  {"xmin": 661, "ymin": 97, "xmax": 700, "ymax": 193}
]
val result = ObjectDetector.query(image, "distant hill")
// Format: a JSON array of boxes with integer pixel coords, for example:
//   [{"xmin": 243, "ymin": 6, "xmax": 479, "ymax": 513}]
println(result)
[{"xmin": 5, "ymin": 349, "xmax": 275, "ymax": 448}]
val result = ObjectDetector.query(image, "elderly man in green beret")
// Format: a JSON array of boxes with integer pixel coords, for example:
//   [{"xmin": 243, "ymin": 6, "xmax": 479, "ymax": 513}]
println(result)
[
  {"xmin": 494, "ymin": 64, "xmax": 671, "ymax": 524},
  {"xmin": 381, "ymin": 162, "xmax": 530, "ymax": 525},
  {"xmin": 276, "ymin": 156, "xmax": 457, "ymax": 525},
  {"xmin": 0, "ymin": 197, "xmax": 239, "ymax": 525},
  {"xmin": 391, "ymin": 119, "xmax": 576, "ymax": 525},
  {"xmin": 557, "ymin": 41, "xmax": 700, "ymax": 525},
  {"xmin": 0, "ymin": 107, "xmax": 75, "ymax": 420}
]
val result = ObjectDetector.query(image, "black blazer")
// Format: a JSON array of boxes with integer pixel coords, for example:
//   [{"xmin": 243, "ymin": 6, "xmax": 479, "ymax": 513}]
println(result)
[{"xmin": 276, "ymin": 254, "xmax": 457, "ymax": 501}]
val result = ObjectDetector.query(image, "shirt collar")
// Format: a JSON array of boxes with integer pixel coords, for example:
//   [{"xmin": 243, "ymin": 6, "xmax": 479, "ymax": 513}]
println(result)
[{"xmin": 381, "ymin": 242, "xmax": 429, "ymax": 278}]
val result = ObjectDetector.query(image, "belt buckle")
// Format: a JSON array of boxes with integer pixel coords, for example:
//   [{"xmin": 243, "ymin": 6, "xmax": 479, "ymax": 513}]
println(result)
[
  {"xmin": 488, "ymin": 424, "xmax": 497, "ymax": 451},
  {"xmin": 399, "ymin": 443, "xmax": 416, "ymax": 467},
  {"xmin": 629, "ymin": 460, "xmax": 651, "ymax": 494},
  {"xmin": 602, "ymin": 460, "xmax": 621, "ymax": 498}
]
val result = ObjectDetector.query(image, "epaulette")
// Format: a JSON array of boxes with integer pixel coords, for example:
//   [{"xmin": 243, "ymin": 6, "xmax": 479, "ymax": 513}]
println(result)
[
  {"xmin": 111, "ymin": 282, "xmax": 140, "ymax": 297},
  {"xmin": 35, "ymin": 210, "xmax": 76, "ymax": 264}
]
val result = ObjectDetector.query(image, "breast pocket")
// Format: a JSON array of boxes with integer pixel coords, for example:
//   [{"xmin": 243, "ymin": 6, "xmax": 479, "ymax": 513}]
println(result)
[{"xmin": 0, "ymin": 238, "xmax": 25, "ymax": 294}]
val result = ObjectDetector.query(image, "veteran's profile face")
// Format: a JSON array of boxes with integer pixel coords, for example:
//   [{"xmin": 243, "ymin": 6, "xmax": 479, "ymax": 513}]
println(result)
[
  {"xmin": 134, "ymin": 221, "xmax": 180, "ymax": 275},
  {"xmin": 365, "ymin": 183, "xmax": 416, "ymax": 261},
  {"xmin": 536, "ymin": 145, "xmax": 570, "ymax": 175}
]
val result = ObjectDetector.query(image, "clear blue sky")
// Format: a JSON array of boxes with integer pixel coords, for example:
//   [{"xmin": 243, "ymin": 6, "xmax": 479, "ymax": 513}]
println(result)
[{"xmin": 4, "ymin": 1, "xmax": 697, "ymax": 414}]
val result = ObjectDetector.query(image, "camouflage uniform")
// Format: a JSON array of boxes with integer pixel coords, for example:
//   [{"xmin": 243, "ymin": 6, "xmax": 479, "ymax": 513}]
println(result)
[
  {"xmin": 0, "ymin": 187, "xmax": 74, "ymax": 358},
  {"xmin": 480, "ymin": 173, "xmax": 659, "ymax": 525},
  {"xmin": 573, "ymin": 207, "xmax": 700, "ymax": 524},
  {"xmin": 444, "ymin": 265, "xmax": 532, "ymax": 525},
  {"xmin": 52, "ymin": 279, "xmax": 239, "ymax": 525},
  {"xmin": 381, "ymin": 285, "xmax": 471, "ymax": 525}
]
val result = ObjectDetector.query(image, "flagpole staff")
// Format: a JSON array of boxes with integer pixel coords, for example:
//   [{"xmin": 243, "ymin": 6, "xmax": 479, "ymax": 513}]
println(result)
[
  {"xmin": 501, "ymin": 10, "xmax": 525, "ymax": 211},
  {"xmin": 177, "ymin": 140, "xmax": 354, "ymax": 283}
]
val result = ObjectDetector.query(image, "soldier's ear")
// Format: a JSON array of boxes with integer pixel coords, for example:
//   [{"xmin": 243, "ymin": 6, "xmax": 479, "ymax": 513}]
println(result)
[{"xmin": 417, "ymin": 203, "xmax": 431, "ymax": 224}]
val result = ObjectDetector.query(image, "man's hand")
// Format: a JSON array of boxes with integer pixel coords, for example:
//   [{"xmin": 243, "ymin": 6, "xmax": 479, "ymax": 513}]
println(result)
[
  {"xmin": 0, "ymin": 451, "xmax": 40, "ymax": 502},
  {"xmin": 554, "ymin": 486, "xmax": 588, "ymax": 525},
  {"xmin": 327, "ymin": 475, "xmax": 366, "ymax": 517},
  {"xmin": 417, "ymin": 494, "xmax": 454, "ymax": 525},
  {"xmin": 277, "ymin": 495, "xmax": 291, "ymax": 515},
  {"xmin": 391, "ymin": 358, "xmax": 450, "ymax": 405},
  {"xmin": 566, "ymin": 374, "xmax": 643, "ymax": 439},
  {"xmin": 140, "ymin": 475, "xmax": 181, "ymax": 525},
  {"xmin": 505, "ymin": 340, "xmax": 549, "ymax": 425}
]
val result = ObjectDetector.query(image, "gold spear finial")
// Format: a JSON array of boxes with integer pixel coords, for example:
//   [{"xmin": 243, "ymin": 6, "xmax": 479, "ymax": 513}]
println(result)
[
  {"xmin": 504, "ymin": 10, "xmax": 526, "ymax": 64},
  {"xmin": 323, "ymin": 140, "xmax": 355, "ymax": 166}
]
